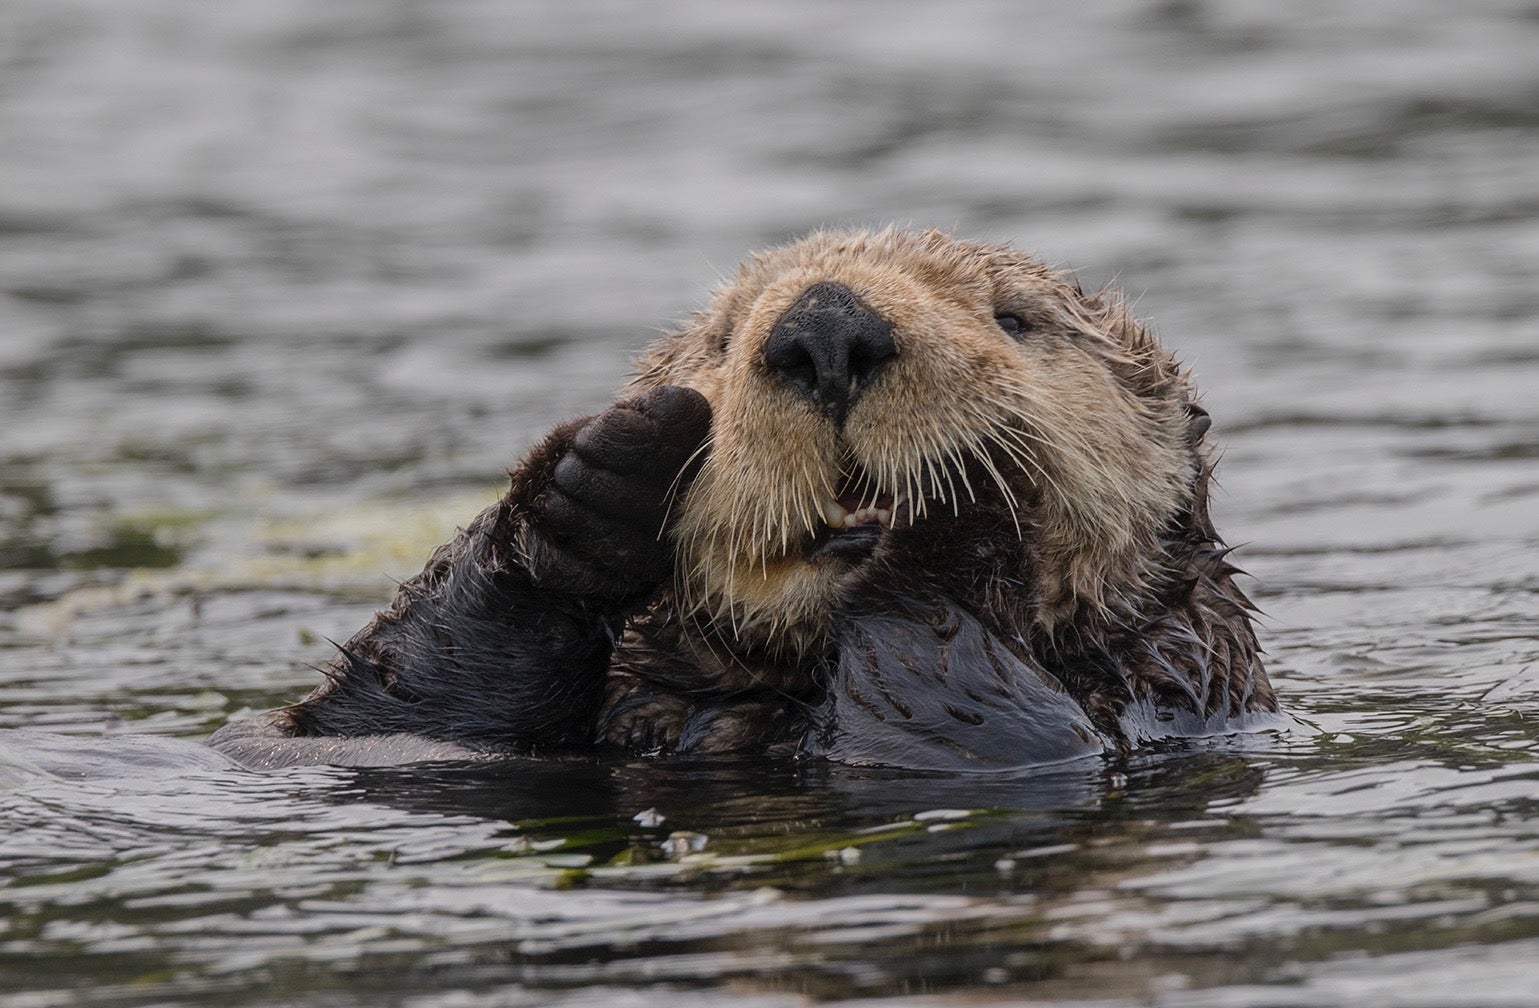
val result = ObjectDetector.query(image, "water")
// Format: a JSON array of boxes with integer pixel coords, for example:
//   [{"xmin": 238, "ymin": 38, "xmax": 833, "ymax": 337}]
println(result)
[{"xmin": 2, "ymin": 1, "xmax": 1537, "ymax": 1004}]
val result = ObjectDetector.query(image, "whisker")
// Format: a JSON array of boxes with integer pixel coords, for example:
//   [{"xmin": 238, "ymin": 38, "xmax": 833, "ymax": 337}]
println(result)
[
  {"xmin": 976, "ymin": 434, "xmax": 1024, "ymax": 539},
  {"xmin": 988, "ymin": 424, "xmax": 1070, "ymax": 501},
  {"xmin": 944, "ymin": 442, "xmax": 976, "ymax": 502},
  {"xmin": 659, "ymin": 433, "xmax": 716, "ymax": 535}
]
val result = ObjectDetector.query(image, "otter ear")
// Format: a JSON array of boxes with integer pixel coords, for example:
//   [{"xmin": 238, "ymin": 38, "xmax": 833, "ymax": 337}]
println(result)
[
  {"xmin": 1182, "ymin": 405, "xmax": 1223, "ymax": 543},
  {"xmin": 1186, "ymin": 403, "xmax": 1212, "ymax": 445}
]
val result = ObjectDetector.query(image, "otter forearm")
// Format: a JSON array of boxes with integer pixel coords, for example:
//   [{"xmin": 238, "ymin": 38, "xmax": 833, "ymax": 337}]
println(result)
[
  {"xmin": 218, "ymin": 387, "xmax": 712, "ymax": 758},
  {"xmin": 285, "ymin": 426, "xmax": 632, "ymax": 749}
]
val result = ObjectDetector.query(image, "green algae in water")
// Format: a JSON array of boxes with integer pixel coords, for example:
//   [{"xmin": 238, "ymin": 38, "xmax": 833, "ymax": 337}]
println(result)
[{"xmin": 0, "ymin": 521, "xmax": 183, "ymax": 573}]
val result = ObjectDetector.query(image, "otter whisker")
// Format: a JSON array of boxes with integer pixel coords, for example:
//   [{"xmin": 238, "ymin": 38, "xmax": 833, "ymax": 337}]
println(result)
[
  {"xmin": 907, "ymin": 464, "xmax": 927, "ymax": 522},
  {"xmin": 986, "ymin": 423, "xmax": 1069, "ymax": 502},
  {"xmin": 982, "ymin": 427, "xmax": 1048, "ymax": 489},
  {"xmin": 921, "ymin": 454, "xmax": 946, "ymax": 507},
  {"xmin": 659, "ymin": 434, "xmax": 716, "ymax": 537},
  {"xmin": 943, "ymin": 443, "xmax": 977, "ymax": 503},
  {"xmin": 975, "ymin": 432, "xmax": 1024, "ymax": 539},
  {"xmin": 988, "ymin": 390, "xmax": 1124, "ymax": 490},
  {"xmin": 884, "ymin": 457, "xmax": 909, "ymax": 528}
]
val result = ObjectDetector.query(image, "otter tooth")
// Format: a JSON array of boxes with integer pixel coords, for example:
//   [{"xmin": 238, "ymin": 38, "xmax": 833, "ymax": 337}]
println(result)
[
  {"xmin": 844, "ymin": 507, "xmax": 886, "ymax": 527},
  {"xmin": 823, "ymin": 500, "xmax": 849, "ymax": 527},
  {"xmin": 876, "ymin": 508, "xmax": 892, "ymax": 526}
]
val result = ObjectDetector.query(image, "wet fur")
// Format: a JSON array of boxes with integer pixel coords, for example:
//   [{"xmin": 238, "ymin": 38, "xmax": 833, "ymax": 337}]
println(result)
[{"xmin": 211, "ymin": 228, "xmax": 1275, "ymax": 769}]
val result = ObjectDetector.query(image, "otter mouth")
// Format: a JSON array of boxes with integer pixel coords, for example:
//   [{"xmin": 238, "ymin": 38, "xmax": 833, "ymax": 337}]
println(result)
[{"xmin": 805, "ymin": 468, "xmax": 897, "ymax": 562}]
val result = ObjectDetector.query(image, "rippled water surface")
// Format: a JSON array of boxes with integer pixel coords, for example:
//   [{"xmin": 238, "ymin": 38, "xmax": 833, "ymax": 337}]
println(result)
[{"xmin": 3, "ymin": 2, "xmax": 1538, "ymax": 1005}]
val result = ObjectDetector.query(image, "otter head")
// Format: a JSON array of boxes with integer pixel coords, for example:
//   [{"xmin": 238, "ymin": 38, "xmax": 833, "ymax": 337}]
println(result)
[{"xmin": 632, "ymin": 228, "xmax": 1204, "ymax": 664}]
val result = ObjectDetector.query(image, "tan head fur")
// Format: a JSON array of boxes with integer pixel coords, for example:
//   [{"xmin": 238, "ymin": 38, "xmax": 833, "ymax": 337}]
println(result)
[{"xmin": 631, "ymin": 228, "xmax": 1202, "ymax": 661}]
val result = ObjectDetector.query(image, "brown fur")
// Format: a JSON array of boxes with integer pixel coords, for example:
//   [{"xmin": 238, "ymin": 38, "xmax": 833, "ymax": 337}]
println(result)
[
  {"xmin": 615, "ymin": 227, "xmax": 1271, "ymax": 750},
  {"xmin": 214, "ymin": 227, "xmax": 1275, "ymax": 768}
]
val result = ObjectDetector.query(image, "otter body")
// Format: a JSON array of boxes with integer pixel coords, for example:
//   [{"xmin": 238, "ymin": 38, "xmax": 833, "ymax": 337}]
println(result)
[{"xmin": 211, "ymin": 229, "xmax": 1276, "ymax": 770}]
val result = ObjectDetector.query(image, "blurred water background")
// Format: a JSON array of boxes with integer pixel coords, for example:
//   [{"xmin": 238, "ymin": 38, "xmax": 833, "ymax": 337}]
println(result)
[{"xmin": 2, "ymin": 1, "xmax": 1538, "ymax": 1005}]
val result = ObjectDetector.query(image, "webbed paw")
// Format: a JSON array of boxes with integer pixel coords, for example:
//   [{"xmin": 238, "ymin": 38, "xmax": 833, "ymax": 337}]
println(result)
[{"xmin": 528, "ymin": 385, "xmax": 711, "ymax": 598}]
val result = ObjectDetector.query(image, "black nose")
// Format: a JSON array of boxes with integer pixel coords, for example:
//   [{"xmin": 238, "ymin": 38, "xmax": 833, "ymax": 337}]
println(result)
[{"xmin": 762, "ymin": 281, "xmax": 896, "ymax": 425}]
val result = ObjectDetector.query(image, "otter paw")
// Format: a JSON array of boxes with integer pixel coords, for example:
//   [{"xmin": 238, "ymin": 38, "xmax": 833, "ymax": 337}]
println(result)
[{"xmin": 533, "ymin": 386, "xmax": 711, "ymax": 594}]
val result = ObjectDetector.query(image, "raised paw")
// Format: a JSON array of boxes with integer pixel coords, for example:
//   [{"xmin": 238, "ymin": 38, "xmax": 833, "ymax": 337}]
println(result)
[{"xmin": 529, "ymin": 385, "xmax": 711, "ymax": 597}]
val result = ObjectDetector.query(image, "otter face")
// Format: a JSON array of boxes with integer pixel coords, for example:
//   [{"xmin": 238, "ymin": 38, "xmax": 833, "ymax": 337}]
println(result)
[{"xmin": 633, "ymin": 229, "xmax": 1200, "ymax": 658}]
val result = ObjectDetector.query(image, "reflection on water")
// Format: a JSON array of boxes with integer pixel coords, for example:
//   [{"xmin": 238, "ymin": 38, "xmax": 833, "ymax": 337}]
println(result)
[{"xmin": 2, "ymin": 1, "xmax": 1537, "ymax": 1005}]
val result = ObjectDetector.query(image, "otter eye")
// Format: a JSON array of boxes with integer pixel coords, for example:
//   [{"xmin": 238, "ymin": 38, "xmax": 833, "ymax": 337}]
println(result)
[{"xmin": 994, "ymin": 314, "xmax": 1027, "ymax": 336}]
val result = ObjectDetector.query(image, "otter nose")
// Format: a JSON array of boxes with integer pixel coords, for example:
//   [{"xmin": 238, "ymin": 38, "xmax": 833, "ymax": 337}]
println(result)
[{"xmin": 762, "ymin": 281, "xmax": 896, "ymax": 425}]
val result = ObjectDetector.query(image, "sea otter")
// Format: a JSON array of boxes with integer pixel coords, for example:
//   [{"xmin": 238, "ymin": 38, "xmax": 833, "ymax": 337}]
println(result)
[{"xmin": 211, "ymin": 229, "xmax": 1277, "ymax": 770}]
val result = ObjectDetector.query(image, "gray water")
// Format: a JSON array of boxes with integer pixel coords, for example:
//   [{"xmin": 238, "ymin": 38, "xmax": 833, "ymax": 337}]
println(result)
[{"xmin": 2, "ymin": 1, "xmax": 1538, "ymax": 1005}]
